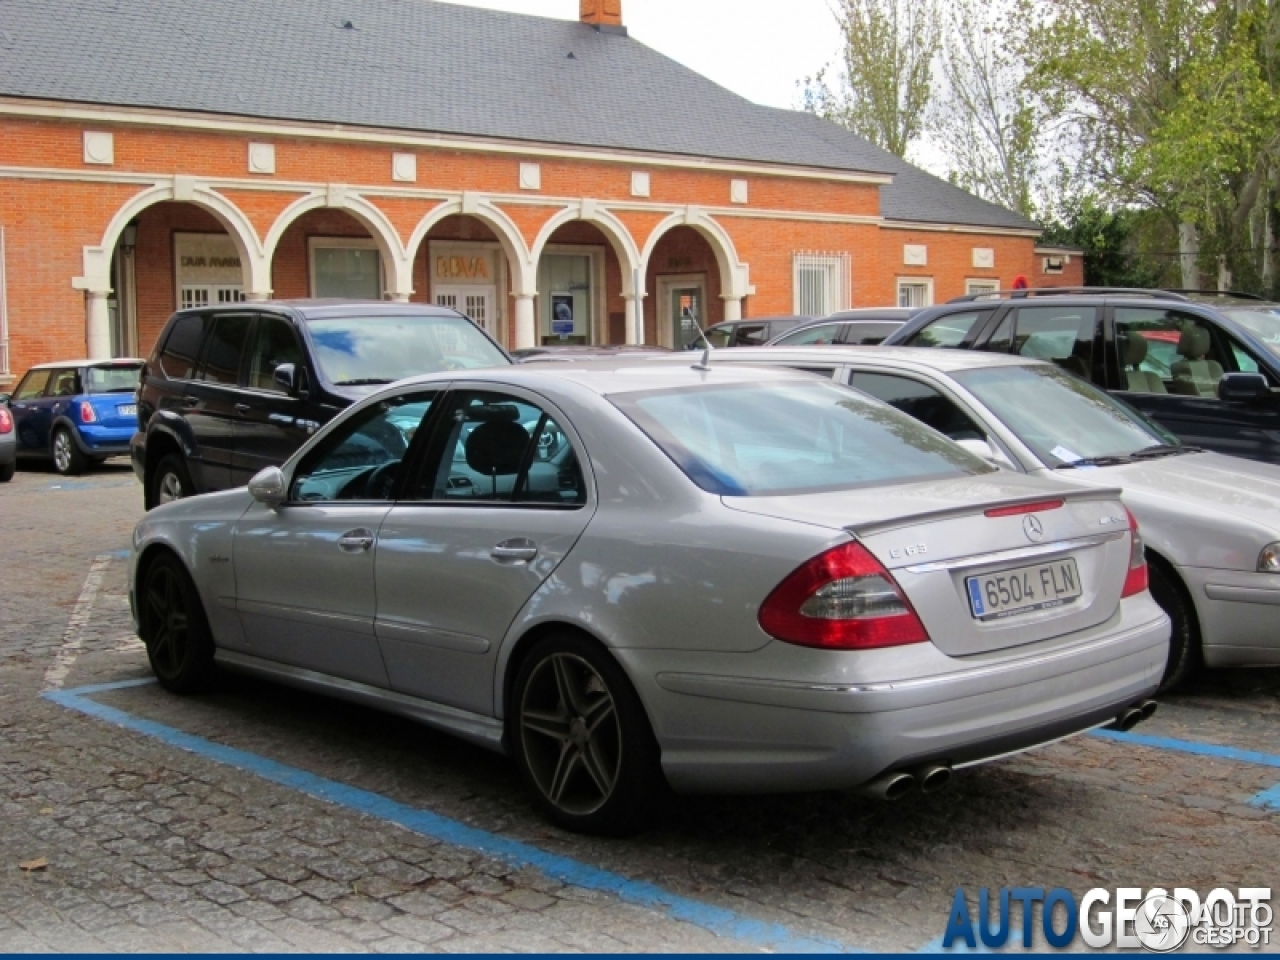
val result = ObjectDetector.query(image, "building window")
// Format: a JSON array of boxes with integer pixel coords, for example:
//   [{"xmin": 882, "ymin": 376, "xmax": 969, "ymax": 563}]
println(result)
[
  {"xmin": 538, "ymin": 248, "xmax": 604, "ymax": 345},
  {"xmin": 180, "ymin": 285, "xmax": 245, "ymax": 309},
  {"xmin": 309, "ymin": 238, "xmax": 382, "ymax": 299},
  {"xmin": 1042, "ymin": 256, "xmax": 1065, "ymax": 275},
  {"xmin": 897, "ymin": 279, "xmax": 934, "ymax": 308},
  {"xmin": 793, "ymin": 252, "xmax": 851, "ymax": 316},
  {"xmin": 965, "ymin": 279, "xmax": 999, "ymax": 297}
]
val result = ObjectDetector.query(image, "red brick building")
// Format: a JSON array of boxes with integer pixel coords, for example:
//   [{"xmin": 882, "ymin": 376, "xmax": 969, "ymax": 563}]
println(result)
[{"xmin": 0, "ymin": 0, "xmax": 1082, "ymax": 384}]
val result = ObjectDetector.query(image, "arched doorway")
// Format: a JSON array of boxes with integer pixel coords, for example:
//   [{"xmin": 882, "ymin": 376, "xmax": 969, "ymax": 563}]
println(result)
[
  {"xmin": 533, "ymin": 221, "xmax": 631, "ymax": 346},
  {"xmin": 269, "ymin": 208, "xmax": 390, "ymax": 302},
  {"xmin": 644, "ymin": 226, "xmax": 725, "ymax": 349},
  {"xmin": 416, "ymin": 214, "xmax": 512, "ymax": 347}
]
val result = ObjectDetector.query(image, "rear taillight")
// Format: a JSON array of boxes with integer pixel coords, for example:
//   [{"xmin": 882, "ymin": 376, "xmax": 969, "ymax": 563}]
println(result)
[
  {"xmin": 78, "ymin": 401, "xmax": 97, "ymax": 423},
  {"xmin": 0, "ymin": 407, "xmax": 11, "ymax": 434},
  {"xmin": 985, "ymin": 499, "xmax": 1065, "ymax": 518},
  {"xmin": 759, "ymin": 542, "xmax": 930, "ymax": 650},
  {"xmin": 1121, "ymin": 507, "xmax": 1148, "ymax": 598}
]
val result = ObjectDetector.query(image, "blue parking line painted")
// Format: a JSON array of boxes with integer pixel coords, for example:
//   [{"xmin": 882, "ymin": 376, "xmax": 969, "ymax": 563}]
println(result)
[
  {"xmin": 44, "ymin": 679, "xmax": 863, "ymax": 954},
  {"xmin": 1092, "ymin": 728, "xmax": 1280, "ymax": 810}
]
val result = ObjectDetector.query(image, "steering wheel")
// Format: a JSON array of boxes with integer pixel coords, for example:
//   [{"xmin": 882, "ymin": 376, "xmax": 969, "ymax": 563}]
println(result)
[
  {"xmin": 537, "ymin": 424, "xmax": 564, "ymax": 461},
  {"xmin": 337, "ymin": 460, "xmax": 400, "ymax": 500}
]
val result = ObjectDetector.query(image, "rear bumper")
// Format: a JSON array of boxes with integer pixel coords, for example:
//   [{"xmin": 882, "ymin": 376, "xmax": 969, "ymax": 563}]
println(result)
[
  {"xmin": 75, "ymin": 424, "xmax": 133, "ymax": 458},
  {"xmin": 622, "ymin": 595, "xmax": 1169, "ymax": 793},
  {"xmin": 0, "ymin": 434, "xmax": 14, "ymax": 466},
  {"xmin": 1181, "ymin": 566, "xmax": 1280, "ymax": 667}
]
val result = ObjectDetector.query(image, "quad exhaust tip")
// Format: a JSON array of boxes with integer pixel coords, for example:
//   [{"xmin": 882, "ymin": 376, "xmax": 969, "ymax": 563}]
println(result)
[
  {"xmin": 862, "ymin": 763, "xmax": 954, "ymax": 801},
  {"xmin": 1107, "ymin": 699, "xmax": 1158, "ymax": 732},
  {"xmin": 918, "ymin": 763, "xmax": 953, "ymax": 794}
]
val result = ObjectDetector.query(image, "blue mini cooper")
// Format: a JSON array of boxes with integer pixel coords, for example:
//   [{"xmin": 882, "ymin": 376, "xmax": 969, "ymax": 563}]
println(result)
[{"xmin": 2, "ymin": 359, "xmax": 143, "ymax": 475}]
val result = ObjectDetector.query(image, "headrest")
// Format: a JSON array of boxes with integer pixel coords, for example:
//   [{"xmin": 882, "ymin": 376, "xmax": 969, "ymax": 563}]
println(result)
[
  {"xmin": 1178, "ymin": 325, "xmax": 1210, "ymax": 359},
  {"xmin": 465, "ymin": 420, "xmax": 529, "ymax": 476},
  {"xmin": 1123, "ymin": 332, "xmax": 1148, "ymax": 366}
]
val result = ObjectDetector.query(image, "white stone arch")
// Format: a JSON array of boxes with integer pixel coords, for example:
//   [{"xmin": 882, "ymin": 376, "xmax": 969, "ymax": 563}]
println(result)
[
  {"xmin": 641, "ymin": 208, "xmax": 752, "ymax": 321},
  {"xmin": 530, "ymin": 201, "xmax": 642, "ymax": 293},
  {"xmin": 264, "ymin": 187, "xmax": 413, "ymax": 300},
  {"xmin": 405, "ymin": 195, "xmax": 535, "ymax": 297}
]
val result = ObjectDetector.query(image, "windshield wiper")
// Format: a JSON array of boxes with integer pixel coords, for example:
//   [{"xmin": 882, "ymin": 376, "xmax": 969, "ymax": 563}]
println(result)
[
  {"xmin": 1129, "ymin": 443, "xmax": 1202, "ymax": 460},
  {"xmin": 333, "ymin": 378, "xmax": 395, "ymax": 386}
]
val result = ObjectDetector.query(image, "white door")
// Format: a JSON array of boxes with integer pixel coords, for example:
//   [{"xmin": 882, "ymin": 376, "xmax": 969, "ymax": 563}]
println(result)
[{"xmin": 436, "ymin": 286, "xmax": 498, "ymax": 340}]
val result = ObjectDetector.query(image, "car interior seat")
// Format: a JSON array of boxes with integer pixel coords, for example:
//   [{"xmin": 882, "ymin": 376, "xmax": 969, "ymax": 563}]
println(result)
[
  {"xmin": 464, "ymin": 416, "xmax": 529, "ymax": 500},
  {"xmin": 1120, "ymin": 333, "xmax": 1166, "ymax": 393},
  {"xmin": 1170, "ymin": 325, "xmax": 1223, "ymax": 397}
]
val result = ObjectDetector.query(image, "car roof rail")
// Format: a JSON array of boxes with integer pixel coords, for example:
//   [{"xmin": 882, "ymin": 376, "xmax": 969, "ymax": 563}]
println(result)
[
  {"xmin": 946, "ymin": 287, "xmax": 1190, "ymax": 304},
  {"xmin": 1164, "ymin": 288, "xmax": 1267, "ymax": 301}
]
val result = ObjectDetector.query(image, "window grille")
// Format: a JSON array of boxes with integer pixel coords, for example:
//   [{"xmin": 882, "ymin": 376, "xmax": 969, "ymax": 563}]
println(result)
[
  {"xmin": 966, "ymin": 280, "xmax": 999, "ymax": 296},
  {"xmin": 793, "ymin": 252, "xmax": 851, "ymax": 316},
  {"xmin": 181, "ymin": 285, "xmax": 243, "ymax": 309},
  {"xmin": 897, "ymin": 279, "xmax": 933, "ymax": 309},
  {"xmin": 0, "ymin": 227, "xmax": 9, "ymax": 377}
]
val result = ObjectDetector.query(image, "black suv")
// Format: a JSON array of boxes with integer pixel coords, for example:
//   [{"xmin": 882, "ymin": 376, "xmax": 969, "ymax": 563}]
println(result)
[
  {"xmin": 885, "ymin": 288, "xmax": 1280, "ymax": 463},
  {"xmin": 132, "ymin": 300, "xmax": 510, "ymax": 508}
]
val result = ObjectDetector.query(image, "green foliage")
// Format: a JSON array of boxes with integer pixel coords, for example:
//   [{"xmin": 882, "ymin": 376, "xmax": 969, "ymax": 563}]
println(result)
[{"xmin": 1041, "ymin": 200, "xmax": 1165, "ymax": 288}]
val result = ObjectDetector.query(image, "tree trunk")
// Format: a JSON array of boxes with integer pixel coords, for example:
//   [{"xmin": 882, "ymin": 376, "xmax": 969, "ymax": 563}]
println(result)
[{"xmin": 1178, "ymin": 221, "xmax": 1201, "ymax": 289}]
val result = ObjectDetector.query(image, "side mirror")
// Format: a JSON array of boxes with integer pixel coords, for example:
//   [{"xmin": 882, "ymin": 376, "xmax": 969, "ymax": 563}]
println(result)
[
  {"xmin": 248, "ymin": 466, "xmax": 287, "ymax": 507},
  {"xmin": 955, "ymin": 436, "xmax": 1015, "ymax": 470},
  {"xmin": 273, "ymin": 363, "xmax": 297, "ymax": 394},
  {"xmin": 1218, "ymin": 372, "xmax": 1269, "ymax": 403}
]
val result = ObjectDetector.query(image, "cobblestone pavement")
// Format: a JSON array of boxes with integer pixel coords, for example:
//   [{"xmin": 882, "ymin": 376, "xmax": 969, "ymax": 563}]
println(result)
[{"xmin": 2, "ymin": 463, "xmax": 1279, "ymax": 952}]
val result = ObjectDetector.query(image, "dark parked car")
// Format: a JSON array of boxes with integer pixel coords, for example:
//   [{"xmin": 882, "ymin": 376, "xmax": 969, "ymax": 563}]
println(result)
[
  {"xmin": 767, "ymin": 308, "xmax": 915, "ymax": 346},
  {"xmin": 687, "ymin": 316, "xmax": 812, "ymax": 349},
  {"xmin": 0, "ymin": 397, "xmax": 14, "ymax": 482},
  {"xmin": 132, "ymin": 300, "xmax": 510, "ymax": 508},
  {"xmin": 3, "ymin": 359, "xmax": 143, "ymax": 475},
  {"xmin": 884, "ymin": 288, "xmax": 1280, "ymax": 463}
]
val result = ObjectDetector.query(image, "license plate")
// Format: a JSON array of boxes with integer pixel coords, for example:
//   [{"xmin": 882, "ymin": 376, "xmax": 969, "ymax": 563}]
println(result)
[
  {"xmin": 118, "ymin": 404, "xmax": 137, "ymax": 417},
  {"xmin": 966, "ymin": 558, "xmax": 1081, "ymax": 621}
]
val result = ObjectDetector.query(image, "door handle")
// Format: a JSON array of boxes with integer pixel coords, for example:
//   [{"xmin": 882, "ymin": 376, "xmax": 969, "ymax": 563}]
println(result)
[
  {"xmin": 235, "ymin": 403, "xmax": 251, "ymax": 414},
  {"xmin": 182, "ymin": 396, "xmax": 199, "ymax": 408},
  {"xmin": 337, "ymin": 528, "xmax": 376, "ymax": 553},
  {"xmin": 491, "ymin": 539, "xmax": 538, "ymax": 564}
]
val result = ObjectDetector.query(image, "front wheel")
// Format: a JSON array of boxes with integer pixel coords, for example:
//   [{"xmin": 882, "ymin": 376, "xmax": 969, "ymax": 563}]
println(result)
[
  {"xmin": 510, "ymin": 634, "xmax": 664, "ymax": 835},
  {"xmin": 138, "ymin": 552, "xmax": 216, "ymax": 693},
  {"xmin": 1149, "ymin": 562, "xmax": 1199, "ymax": 693},
  {"xmin": 52, "ymin": 427, "xmax": 86, "ymax": 476},
  {"xmin": 148, "ymin": 453, "xmax": 193, "ymax": 509}
]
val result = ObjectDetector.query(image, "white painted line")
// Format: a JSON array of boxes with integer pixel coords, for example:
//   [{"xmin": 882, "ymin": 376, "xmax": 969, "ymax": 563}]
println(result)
[{"xmin": 42, "ymin": 554, "xmax": 113, "ymax": 691}]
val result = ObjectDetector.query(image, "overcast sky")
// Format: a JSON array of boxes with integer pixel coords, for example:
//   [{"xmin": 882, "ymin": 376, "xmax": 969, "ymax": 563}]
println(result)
[{"xmin": 446, "ymin": 0, "xmax": 845, "ymax": 110}]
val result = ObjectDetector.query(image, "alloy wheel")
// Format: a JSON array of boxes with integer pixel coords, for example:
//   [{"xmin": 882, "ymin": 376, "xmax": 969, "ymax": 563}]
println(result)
[
  {"xmin": 519, "ymin": 653, "xmax": 622, "ymax": 816},
  {"xmin": 143, "ymin": 563, "xmax": 189, "ymax": 679},
  {"xmin": 158, "ymin": 471, "xmax": 184, "ymax": 504},
  {"xmin": 53, "ymin": 431, "xmax": 72, "ymax": 472}
]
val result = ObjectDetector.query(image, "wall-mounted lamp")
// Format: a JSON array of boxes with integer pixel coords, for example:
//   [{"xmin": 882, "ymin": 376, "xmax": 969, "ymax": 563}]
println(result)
[{"xmin": 120, "ymin": 221, "xmax": 138, "ymax": 254}]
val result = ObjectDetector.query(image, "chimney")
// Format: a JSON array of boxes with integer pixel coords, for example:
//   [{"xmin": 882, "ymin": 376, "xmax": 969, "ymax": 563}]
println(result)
[{"xmin": 580, "ymin": 0, "xmax": 624, "ymax": 29}]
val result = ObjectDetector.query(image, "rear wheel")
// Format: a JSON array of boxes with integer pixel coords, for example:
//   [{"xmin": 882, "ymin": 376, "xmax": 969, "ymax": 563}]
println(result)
[
  {"xmin": 51, "ymin": 427, "xmax": 86, "ymax": 476},
  {"xmin": 510, "ymin": 633, "xmax": 664, "ymax": 835},
  {"xmin": 1149, "ymin": 561, "xmax": 1198, "ymax": 693},
  {"xmin": 148, "ymin": 453, "xmax": 193, "ymax": 509},
  {"xmin": 138, "ymin": 552, "xmax": 216, "ymax": 693}
]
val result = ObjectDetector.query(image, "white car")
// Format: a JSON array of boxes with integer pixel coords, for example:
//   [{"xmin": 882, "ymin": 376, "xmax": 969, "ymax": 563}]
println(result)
[{"xmin": 703, "ymin": 346, "xmax": 1280, "ymax": 689}]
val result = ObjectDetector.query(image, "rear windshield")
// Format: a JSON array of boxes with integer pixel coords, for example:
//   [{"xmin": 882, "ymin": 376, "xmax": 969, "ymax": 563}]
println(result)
[
  {"xmin": 86, "ymin": 364, "xmax": 142, "ymax": 394},
  {"xmin": 611, "ymin": 380, "xmax": 990, "ymax": 496},
  {"xmin": 307, "ymin": 315, "xmax": 508, "ymax": 386}
]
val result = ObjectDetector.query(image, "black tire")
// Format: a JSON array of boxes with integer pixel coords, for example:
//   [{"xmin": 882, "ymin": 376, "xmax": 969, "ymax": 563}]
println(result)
[
  {"xmin": 509, "ymin": 632, "xmax": 665, "ymax": 836},
  {"xmin": 148, "ymin": 453, "xmax": 193, "ymax": 510},
  {"xmin": 1148, "ymin": 560, "xmax": 1199, "ymax": 693},
  {"xmin": 51, "ymin": 426, "xmax": 87, "ymax": 476},
  {"xmin": 0, "ymin": 460, "xmax": 13, "ymax": 483},
  {"xmin": 138, "ymin": 552, "xmax": 216, "ymax": 693}
]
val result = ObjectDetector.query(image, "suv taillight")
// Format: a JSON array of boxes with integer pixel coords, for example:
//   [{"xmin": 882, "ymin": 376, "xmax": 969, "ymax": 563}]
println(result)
[
  {"xmin": 759, "ymin": 542, "xmax": 930, "ymax": 650},
  {"xmin": 0, "ymin": 407, "xmax": 11, "ymax": 434},
  {"xmin": 78, "ymin": 401, "xmax": 97, "ymax": 423},
  {"xmin": 1121, "ymin": 507, "xmax": 1148, "ymax": 598}
]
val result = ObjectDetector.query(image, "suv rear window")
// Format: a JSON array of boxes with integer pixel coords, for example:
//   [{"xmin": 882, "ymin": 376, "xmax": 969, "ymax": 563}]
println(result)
[
  {"xmin": 157, "ymin": 314, "xmax": 208, "ymax": 380},
  {"xmin": 905, "ymin": 310, "xmax": 988, "ymax": 348},
  {"xmin": 86, "ymin": 364, "xmax": 143, "ymax": 393},
  {"xmin": 611, "ymin": 380, "xmax": 989, "ymax": 496}
]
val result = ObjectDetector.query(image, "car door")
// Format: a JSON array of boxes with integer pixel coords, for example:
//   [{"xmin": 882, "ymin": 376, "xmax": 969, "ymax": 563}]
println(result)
[
  {"xmin": 232, "ymin": 388, "xmax": 442, "ymax": 685},
  {"xmin": 1107, "ymin": 306, "xmax": 1274, "ymax": 457},
  {"xmin": 185, "ymin": 311, "xmax": 253, "ymax": 491},
  {"xmin": 8, "ymin": 368, "xmax": 52, "ymax": 455},
  {"xmin": 230, "ymin": 313, "xmax": 316, "ymax": 485},
  {"xmin": 374, "ymin": 386, "xmax": 594, "ymax": 715}
]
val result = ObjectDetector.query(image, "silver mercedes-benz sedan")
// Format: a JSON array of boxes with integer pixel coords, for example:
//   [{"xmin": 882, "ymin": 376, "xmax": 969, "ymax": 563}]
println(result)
[
  {"xmin": 129, "ymin": 362, "xmax": 1168, "ymax": 834},
  {"xmin": 702, "ymin": 346, "xmax": 1280, "ymax": 691}
]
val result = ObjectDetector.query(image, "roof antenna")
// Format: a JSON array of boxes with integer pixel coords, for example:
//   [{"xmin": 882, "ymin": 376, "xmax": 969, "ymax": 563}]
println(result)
[{"xmin": 692, "ymin": 345, "xmax": 712, "ymax": 372}]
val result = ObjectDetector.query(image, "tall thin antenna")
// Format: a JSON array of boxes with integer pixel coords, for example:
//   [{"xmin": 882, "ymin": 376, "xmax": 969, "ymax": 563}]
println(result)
[{"xmin": 692, "ymin": 346, "xmax": 712, "ymax": 372}]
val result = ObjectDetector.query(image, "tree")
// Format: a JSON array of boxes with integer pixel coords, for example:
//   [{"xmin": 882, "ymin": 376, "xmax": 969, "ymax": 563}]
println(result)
[
  {"xmin": 1041, "ymin": 199, "xmax": 1165, "ymax": 287},
  {"xmin": 801, "ymin": 0, "xmax": 941, "ymax": 158},
  {"xmin": 931, "ymin": 0, "xmax": 1040, "ymax": 217}
]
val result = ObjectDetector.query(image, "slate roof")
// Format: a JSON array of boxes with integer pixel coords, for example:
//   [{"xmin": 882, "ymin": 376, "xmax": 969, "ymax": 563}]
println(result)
[{"xmin": 0, "ymin": 0, "xmax": 1038, "ymax": 231}]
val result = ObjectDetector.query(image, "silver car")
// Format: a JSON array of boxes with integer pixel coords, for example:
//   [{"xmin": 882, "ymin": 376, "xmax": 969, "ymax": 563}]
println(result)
[
  {"xmin": 705, "ymin": 346, "xmax": 1280, "ymax": 689},
  {"xmin": 129, "ymin": 363, "xmax": 1168, "ymax": 834}
]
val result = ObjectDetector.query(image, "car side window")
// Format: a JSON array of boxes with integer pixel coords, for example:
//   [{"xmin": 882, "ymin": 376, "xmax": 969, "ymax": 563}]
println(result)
[
  {"xmin": 47, "ymin": 369, "xmax": 81, "ymax": 397},
  {"xmin": 1010, "ymin": 306, "xmax": 1097, "ymax": 381},
  {"xmin": 417, "ymin": 390, "xmax": 586, "ymax": 506},
  {"xmin": 731, "ymin": 324, "xmax": 768, "ymax": 347},
  {"xmin": 777, "ymin": 323, "xmax": 843, "ymax": 346},
  {"xmin": 195, "ymin": 314, "xmax": 253, "ymax": 386},
  {"xmin": 157, "ymin": 313, "xmax": 209, "ymax": 380},
  {"xmin": 841, "ymin": 322, "xmax": 899, "ymax": 345},
  {"xmin": 1230, "ymin": 342, "xmax": 1264, "ymax": 376},
  {"xmin": 12, "ymin": 369, "xmax": 51, "ymax": 400},
  {"xmin": 1114, "ymin": 308, "xmax": 1229, "ymax": 397},
  {"xmin": 291, "ymin": 392, "xmax": 438, "ymax": 502},
  {"xmin": 849, "ymin": 371, "xmax": 986, "ymax": 442},
  {"xmin": 904, "ymin": 310, "xmax": 986, "ymax": 348},
  {"xmin": 703, "ymin": 326, "xmax": 733, "ymax": 349},
  {"xmin": 247, "ymin": 316, "xmax": 305, "ymax": 393}
]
